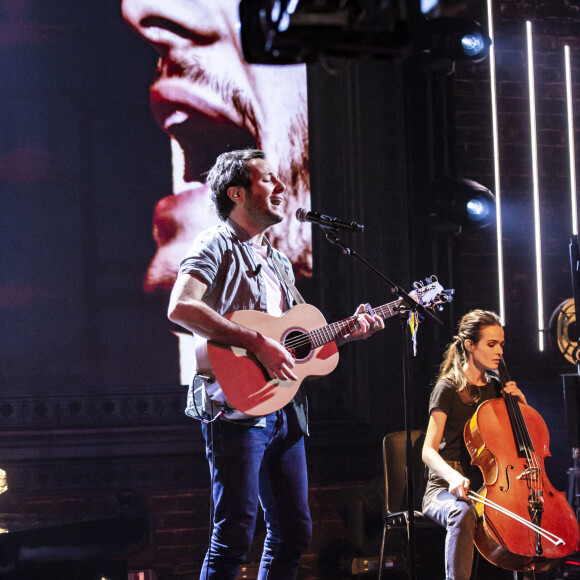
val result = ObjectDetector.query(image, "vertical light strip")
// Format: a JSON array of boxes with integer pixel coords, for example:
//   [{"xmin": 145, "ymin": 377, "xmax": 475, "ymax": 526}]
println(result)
[
  {"xmin": 565, "ymin": 45, "xmax": 578, "ymax": 236},
  {"xmin": 486, "ymin": 0, "xmax": 505, "ymax": 324},
  {"xmin": 526, "ymin": 21, "xmax": 545, "ymax": 351}
]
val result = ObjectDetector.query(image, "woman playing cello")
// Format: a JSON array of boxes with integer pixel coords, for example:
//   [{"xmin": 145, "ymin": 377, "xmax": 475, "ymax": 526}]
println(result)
[{"xmin": 421, "ymin": 309, "xmax": 527, "ymax": 580}]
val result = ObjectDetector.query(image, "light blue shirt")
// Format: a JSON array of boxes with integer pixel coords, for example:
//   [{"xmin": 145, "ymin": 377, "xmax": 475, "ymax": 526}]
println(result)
[{"xmin": 178, "ymin": 219, "xmax": 299, "ymax": 427}]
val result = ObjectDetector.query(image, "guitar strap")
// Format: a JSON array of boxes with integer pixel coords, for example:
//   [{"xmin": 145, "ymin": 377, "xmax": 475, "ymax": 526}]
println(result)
[{"xmin": 264, "ymin": 238, "xmax": 305, "ymax": 306}]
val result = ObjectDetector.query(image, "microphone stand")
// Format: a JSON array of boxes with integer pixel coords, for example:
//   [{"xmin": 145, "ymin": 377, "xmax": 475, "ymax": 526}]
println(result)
[{"xmin": 322, "ymin": 227, "xmax": 443, "ymax": 580}]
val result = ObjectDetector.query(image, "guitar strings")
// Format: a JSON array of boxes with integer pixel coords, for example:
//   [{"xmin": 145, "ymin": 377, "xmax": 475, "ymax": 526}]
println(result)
[
  {"xmin": 282, "ymin": 301, "xmax": 399, "ymax": 351},
  {"xmin": 283, "ymin": 284, "xmax": 441, "ymax": 352},
  {"xmin": 280, "ymin": 286, "xmax": 443, "ymax": 351},
  {"xmin": 283, "ymin": 312, "xmax": 380, "ymax": 349},
  {"xmin": 282, "ymin": 318, "xmax": 360, "ymax": 349}
]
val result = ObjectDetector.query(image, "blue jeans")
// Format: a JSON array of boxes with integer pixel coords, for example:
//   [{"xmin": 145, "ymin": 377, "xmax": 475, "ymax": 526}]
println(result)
[
  {"xmin": 200, "ymin": 407, "xmax": 312, "ymax": 579},
  {"xmin": 423, "ymin": 474, "xmax": 478, "ymax": 580}
]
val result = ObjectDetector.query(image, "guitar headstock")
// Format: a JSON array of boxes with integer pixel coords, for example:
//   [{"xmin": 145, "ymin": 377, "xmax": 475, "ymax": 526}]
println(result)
[{"xmin": 409, "ymin": 275, "xmax": 454, "ymax": 311}]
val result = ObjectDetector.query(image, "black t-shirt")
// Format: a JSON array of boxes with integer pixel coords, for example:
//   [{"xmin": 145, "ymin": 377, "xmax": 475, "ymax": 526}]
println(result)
[{"xmin": 428, "ymin": 376, "xmax": 502, "ymax": 481}]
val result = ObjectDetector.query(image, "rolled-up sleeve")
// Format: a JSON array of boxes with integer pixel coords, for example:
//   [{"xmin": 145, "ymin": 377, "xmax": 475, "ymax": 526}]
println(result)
[{"xmin": 178, "ymin": 229, "xmax": 224, "ymax": 293}]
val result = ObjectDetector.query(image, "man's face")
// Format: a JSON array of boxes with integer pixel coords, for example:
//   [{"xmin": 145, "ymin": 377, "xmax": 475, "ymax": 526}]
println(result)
[
  {"xmin": 122, "ymin": 0, "xmax": 312, "ymax": 291},
  {"xmin": 242, "ymin": 158, "xmax": 286, "ymax": 229}
]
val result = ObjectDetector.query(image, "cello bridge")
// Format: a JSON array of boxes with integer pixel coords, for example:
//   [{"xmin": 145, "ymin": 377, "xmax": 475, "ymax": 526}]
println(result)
[{"xmin": 516, "ymin": 467, "xmax": 539, "ymax": 481}]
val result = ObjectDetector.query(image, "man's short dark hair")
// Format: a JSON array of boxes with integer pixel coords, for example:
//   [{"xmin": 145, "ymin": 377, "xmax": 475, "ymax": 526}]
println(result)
[{"xmin": 206, "ymin": 149, "xmax": 265, "ymax": 220}]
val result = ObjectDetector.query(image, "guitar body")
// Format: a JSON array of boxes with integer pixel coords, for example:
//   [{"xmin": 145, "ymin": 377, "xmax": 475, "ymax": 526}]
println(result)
[{"xmin": 206, "ymin": 304, "xmax": 339, "ymax": 416}]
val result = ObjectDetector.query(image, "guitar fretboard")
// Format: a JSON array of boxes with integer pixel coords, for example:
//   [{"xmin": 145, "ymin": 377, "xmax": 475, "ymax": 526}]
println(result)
[{"xmin": 308, "ymin": 298, "xmax": 404, "ymax": 348}]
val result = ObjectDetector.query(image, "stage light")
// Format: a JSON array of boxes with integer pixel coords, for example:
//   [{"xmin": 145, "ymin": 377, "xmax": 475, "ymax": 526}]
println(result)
[
  {"xmin": 239, "ymin": 0, "xmax": 490, "ymax": 65},
  {"xmin": 466, "ymin": 197, "xmax": 490, "ymax": 221},
  {"xmin": 432, "ymin": 177, "xmax": 496, "ymax": 229},
  {"xmin": 461, "ymin": 32, "xmax": 486, "ymax": 58},
  {"xmin": 413, "ymin": 17, "xmax": 491, "ymax": 65}
]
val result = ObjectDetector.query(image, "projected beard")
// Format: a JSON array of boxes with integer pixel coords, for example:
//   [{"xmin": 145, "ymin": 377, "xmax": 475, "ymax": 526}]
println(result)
[{"xmin": 144, "ymin": 57, "xmax": 312, "ymax": 293}]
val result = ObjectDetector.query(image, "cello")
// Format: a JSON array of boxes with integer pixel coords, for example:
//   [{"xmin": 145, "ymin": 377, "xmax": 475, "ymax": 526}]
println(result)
[{"xmin": 463, "ymin": 358, "xmax": 579, "ymax": 573}]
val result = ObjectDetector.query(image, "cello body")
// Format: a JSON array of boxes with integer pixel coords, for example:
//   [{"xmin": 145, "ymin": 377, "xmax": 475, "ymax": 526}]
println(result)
[{"xmin": 464, "ymin": 397, "xmax": 579, "ymax": 572}]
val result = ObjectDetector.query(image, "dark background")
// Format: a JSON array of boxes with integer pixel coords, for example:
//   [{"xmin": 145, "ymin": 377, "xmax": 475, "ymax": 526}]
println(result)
[{"xmin": 1, "ymin": 0, "xmax": 580, "ymax": 578}]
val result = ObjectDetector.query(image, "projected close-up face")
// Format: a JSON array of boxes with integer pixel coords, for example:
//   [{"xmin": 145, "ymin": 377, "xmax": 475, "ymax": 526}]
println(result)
[{"xmin": 121, "ymin": 0, "xmax": 312, "ymax": 292}]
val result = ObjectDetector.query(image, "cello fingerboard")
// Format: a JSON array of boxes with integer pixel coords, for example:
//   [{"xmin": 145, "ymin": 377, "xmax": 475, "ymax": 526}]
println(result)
[{"xmin": 499, "ymin": 357, "xmax": 535, "ymax": 456}]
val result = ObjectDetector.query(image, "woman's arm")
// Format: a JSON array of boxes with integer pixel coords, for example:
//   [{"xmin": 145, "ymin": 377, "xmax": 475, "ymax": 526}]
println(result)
[{"xmin": 422, "ymin": 409, "xmax": 471, "ymax": 500}]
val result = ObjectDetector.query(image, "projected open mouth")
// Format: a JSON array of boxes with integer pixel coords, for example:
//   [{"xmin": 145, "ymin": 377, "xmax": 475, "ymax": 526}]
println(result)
[{"xmin": 150, "ymin": 79, "xmax": 258, "ymax": 184}]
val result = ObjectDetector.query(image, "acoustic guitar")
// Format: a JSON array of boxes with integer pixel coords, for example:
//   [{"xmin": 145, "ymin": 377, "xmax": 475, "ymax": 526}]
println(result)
[{"xmin": 197, "ymin": 278, "xmax": 452, "ymax": 417}]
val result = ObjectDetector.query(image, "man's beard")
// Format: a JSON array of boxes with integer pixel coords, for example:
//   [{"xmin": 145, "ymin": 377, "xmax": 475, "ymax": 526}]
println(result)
[{"xmin": 244, "ymin": 191, "xmax": 285, "ymax": 229}]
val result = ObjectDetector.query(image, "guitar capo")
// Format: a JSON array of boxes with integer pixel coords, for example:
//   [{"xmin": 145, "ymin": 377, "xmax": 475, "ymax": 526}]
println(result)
[{"xmin": 364, "ymin": 303, "xmax": 382, "ymax": 329}]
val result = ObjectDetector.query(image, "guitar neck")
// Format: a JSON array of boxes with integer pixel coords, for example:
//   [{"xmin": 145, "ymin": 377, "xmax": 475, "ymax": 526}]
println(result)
[{"xmin": 309, "ymin": 298, "xmax": 403, "ymax": 348}]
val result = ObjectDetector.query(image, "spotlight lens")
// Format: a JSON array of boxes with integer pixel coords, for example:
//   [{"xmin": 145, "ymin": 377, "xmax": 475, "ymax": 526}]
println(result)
[
  {"xmin": 461, "ymin": 32, "xmax": 485, "ymax": 57},
  {"xmin": 466, "ymin": 198, "xmax": 489, "ymax": 221}
]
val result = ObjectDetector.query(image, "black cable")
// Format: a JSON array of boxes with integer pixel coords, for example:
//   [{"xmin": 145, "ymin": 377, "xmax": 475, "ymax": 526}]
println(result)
[
  {"xmin": 193, "ymin": 374, "xmax": 223, "ymax": 424},
  {"xmin": 205, "ymin": 402, "xmax": 215, "ymax": 580}
]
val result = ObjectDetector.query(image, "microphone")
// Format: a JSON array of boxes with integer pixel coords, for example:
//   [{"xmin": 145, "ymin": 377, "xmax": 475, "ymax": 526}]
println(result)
[{"xmin": 295, "ymin": 208, "xmax": 364, "ymax": 232}]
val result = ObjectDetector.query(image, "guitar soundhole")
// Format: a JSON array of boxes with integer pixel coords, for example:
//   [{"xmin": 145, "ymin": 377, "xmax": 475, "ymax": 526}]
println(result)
[{"xmin": 283, "ymin": 330, "xmax": 313, "ymax": 362}]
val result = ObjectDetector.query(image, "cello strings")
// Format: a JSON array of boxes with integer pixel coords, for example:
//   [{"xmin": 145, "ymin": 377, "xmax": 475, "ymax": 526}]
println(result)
[
  {"xmin": 499, "ymin": 358, "xmax": 543, "ymax": 529},
  {"xmin": 500, "ymin": 359, "xmax": 536, "ymax": 479},
  {"xmin": 506, "ymin": 393, "xmax": 540, "ymax": 501},
  {"xmin": 511, "ymin": 392, "xmax": 541, "ymax": 498},
  {"xmin": 500, "ymin": 362, "xmax": 544, "ymax": 542}
]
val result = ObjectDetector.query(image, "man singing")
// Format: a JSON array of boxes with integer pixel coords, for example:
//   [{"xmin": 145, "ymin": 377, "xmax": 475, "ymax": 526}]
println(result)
[{"xmin": 168, "ymin": 148, "xmax": 384, "ymax": 579}]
